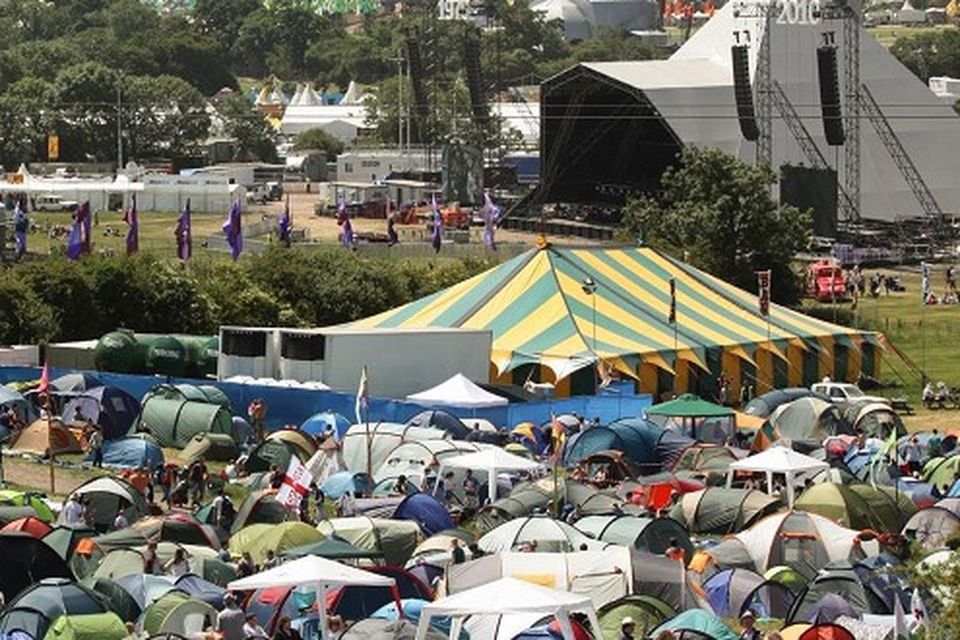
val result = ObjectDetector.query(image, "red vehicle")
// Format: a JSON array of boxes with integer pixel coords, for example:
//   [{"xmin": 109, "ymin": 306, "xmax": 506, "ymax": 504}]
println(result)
[{"xmin": 806, "ymin": 260, "xmax": 848, "ymax": 301}]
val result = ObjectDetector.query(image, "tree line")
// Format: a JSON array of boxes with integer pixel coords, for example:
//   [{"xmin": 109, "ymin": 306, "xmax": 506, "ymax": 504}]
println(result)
[{"xmin": 0, "ymin": 248, "xmax": 493, "ymax": 345}]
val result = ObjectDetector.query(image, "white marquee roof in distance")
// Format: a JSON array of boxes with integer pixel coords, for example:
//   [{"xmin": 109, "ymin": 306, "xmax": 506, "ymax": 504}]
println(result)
[{"xmin": 581, "ymin": 59, "xmax": 730, "ymax": 91}]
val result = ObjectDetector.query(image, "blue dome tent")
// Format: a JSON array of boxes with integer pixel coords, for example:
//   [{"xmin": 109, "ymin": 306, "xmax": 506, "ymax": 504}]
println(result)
[
  {"xmin": 86, "ymin": 436, "xmax": 164, "ymax": 470},
  {"xmin": 63, "ymin": 386, "xmax": 140, "ymax": 440},
  {"xmin": 393, "ymin": 494, "xmax": 454, "ymax": 536},
  {"xmin": 301, "ymin": 412, "xmax": 351, "ymax": 439},
  {"xmin": 562, "ymin": 418, "xmax": 693, "ymax": 474}
]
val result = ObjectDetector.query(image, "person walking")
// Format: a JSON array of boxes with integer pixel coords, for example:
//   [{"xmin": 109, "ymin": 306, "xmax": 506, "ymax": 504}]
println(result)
[
  {"xmin": 217, "ymin": 594, "xmax": 246, "ymax": 640},
  {"xmin": 89, "ymin": 426, "xmax": 104, "ymax": 468}
]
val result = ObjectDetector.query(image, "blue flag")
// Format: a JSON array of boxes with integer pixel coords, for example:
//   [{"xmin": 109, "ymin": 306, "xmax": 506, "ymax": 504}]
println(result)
[
  {"xmin": 66, "ymin": 202, "xmax": 91, "ymax": 260},
  {"xmin": 13, "ymin": 200, "xmax": 27, "ymax": 259},
  {"xmin": 175, "ymin": 199, "xmax": 191, "ymax": 262},
  {"xmin": 431, "ymin": 195, "xmax": 442, "ymax": 254},
  {"xmin": 222, "ymin": 199, "xmax": 243, "ymax": 260},
  {"xmin": 124, "ymin": 194, "xmax": 139, "ymax": 256},
  {"xmin": 278, "ymin": 196, "xmax": 292, "ymax": 247},
  {"xmin": 337, "ymin": 196, "xmax": 353, "ymax": 248},
  {"xmin": 481, "ymin": 192, "xmax": 500, "ymax": 250}
]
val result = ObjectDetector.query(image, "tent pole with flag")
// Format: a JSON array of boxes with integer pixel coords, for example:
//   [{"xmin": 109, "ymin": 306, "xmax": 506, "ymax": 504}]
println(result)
[
  {"xmin": 223, "ymin": 198, "xmax": 243, "ymax": 260},
  {"xmin": 337, "ymin": 196, "xmax": 353, "ymax": 248},
  {"xmin": 66, "ymin": 201, "xmax": 91, "ymax": 260},
  {"xmin": 356, "ymin": 366, "xmax": 371, "ymax": 477},
  {"xmin": 431, "ymin": 194, "xmax": 442, "ymax": 253},
  {"xmin": 38, "ymin": 362, "xmax": 55, "ymax": 492},
  {"xmin": 124, "ymin": 194, "xmax": 139, "ymax": 255},
  {"xmin": 278, "ymin": 195, "xmax": 292, "ymax": 248},
  {"xmin": 276, "ymin": 456, "xmax": 313, "ymax": 512},
  {"xmin": 175, "ymin": 199, "xmax": 192, "ymax": 263},
  {"xmin": 13, "ymin": 199, "xmax": 28, "ymax": 259}
]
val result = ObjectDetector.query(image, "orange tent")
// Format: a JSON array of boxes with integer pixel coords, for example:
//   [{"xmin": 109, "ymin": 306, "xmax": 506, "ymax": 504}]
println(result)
[{"xmin": 9, "ymin": 418, "xmax": 83, "ymax": 456}]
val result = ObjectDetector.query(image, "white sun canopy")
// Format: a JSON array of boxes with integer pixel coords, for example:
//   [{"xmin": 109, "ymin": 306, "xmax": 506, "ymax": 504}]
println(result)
[
  {"xmin": 228, "ymin": 555, "xmax": 398, "ymax": 640},
  {"xmin": 414, "ymin": 577, "xmax": 602, "ymax": 640},
  {"xmin": 441, "ymin": 448, "xmax": 543, "ymax": 501},
  {"xmin": 406, "ymin": 373, "xmax": 509, "ymax": 408},
  {"xmin": 727, "ymin": 446, "xmax": 829, "ymax": 507}
]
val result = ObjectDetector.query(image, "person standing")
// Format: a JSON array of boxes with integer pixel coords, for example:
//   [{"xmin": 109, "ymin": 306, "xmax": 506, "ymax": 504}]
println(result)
[
  {"xmin": 217, "ymin": 594, "xmax": 246, "ymax": 640},
  {"xmin": 143, "ymin": 542, "xmax": 161, "ymax": 575},
  {"xmin": 89, "ymin": 426, "xmax": 104, "ymax": 468},
  {"xmin": 273, "ymin": 617, "xmax": 301, "ymax": 640},
  {"xmin": 188, "ymin": 457, "xmax": 208, "ymax": 506},
  {"xmin": 451, "ymin": 539, "xmax": 466, "ymax": 564},
  {"xmin": 164, "ymin": 548, "xmax": 189, "ymax": 577},
  {"xmin": 619, "ymin": 618, "xmax": 636, "ymax": 640},
  {"xmin": 462, "ymin": 469, "xmax": 480, "ymax": 508},
  {"xmin": 63, "ymin": 494, "xmax": 85, "ymax": 525},
  {"xmin": 738, "ymin": 611, "xmax": 761, "ymax": 640}
]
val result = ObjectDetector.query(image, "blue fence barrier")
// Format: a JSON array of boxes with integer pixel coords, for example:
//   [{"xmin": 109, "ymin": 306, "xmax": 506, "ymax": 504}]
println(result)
[{"xmin": 0, "ymin": 366, "xmax": 652, "ymax": 431}]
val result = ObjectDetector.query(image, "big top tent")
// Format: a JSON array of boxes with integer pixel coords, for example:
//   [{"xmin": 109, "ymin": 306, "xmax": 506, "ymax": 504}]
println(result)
[{"xmin": 351, "ymin": 244, "xmax": 881, "ymax": 397}]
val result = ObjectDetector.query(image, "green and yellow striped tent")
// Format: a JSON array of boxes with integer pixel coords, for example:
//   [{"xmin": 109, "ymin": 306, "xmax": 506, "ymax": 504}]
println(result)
[{"xmin": 352, "ymin": 244, "xmax": 882, "ymax": 397}]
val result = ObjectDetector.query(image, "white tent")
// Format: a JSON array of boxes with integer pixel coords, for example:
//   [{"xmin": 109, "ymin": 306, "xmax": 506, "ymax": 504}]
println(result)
[
  {"xmin": 414, "ymin": 577, "xmax": 602, "ymax": 640},
  {"xmin": 441, "ymin": 448, "xmax": 543, "ymax": 502},
  {"xmin": 478, "ymin": 516, "xmax": 605, "ymax": 554},
  {"xmin": 727, "ymin": 446, "xmax": 829, "ymax": 507},
  {"xmin": 227, "ymin": 555, "xmax": 399, "ymax": 640},
  {"xmin": 406, "ymin": 373, "xmax": 509, "ymax": 409}
]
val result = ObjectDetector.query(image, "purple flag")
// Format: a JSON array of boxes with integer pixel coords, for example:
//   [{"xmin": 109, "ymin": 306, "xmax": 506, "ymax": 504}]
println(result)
[
  {"xmin": 13, "ymin": 200, "xmax": 27, "ymax": 259},
  {"xmin": 124, "ymin": 194, "xmax": 139, "ymax": 256},
  {"xmin": 386, "ymin": 198, "xmax": 399, "ymax": 247},
  {"xmin": 431, "ymin": 195, "xmax": 442, "ymax": 254},
  {"xmin": 175, "ymin": 199, "xmax": 192, "ymax": 262},
  {"xmin": 222, "ymin": 198, "xmax": 243, "ymax": 260},
  {"xmin": 337, "ymin": 196, "xmax": 354, "ymax": 248},
  {"xmin": 278, "ymin": 196, "xmax": 292, "ymax": 247},
  {"xmin": 481, "ymin": 192, "xmax": 500, "ymax": 250},
  {"xmin": 66, "ymin": 202, "xmax": 91, "ymax": 260}
]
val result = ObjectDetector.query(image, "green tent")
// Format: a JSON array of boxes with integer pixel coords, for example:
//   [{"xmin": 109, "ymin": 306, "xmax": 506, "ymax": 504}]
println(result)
[
  {"xmin": 179, "ymin": 433, "xmax": 239, "ymax": 464},
  {"xmin": 82, "ymin": 577, "xmax": 142, "ymax": 623},
  {"xmin": 241, "ymin": 439, "xmax": 304, "ymax": 474},
  {"xmin": 795, "ymin": 482, "xmax": 916, "ymax": 531},
  {"xmin": 670, "ymin": 488, "xmax": 781, "ymax": 535},
  {"xmin": 597, "ymin": 595, "xmax": 675, "ymax": 640},
  {"xmin": 280, "ymin": 536, "xmax": 385, "ymax": 560},
  {"xmin": 143, "ymin": 384, "xmax": 231, "ymax": 411},
  {"xmin": 141, "ymin": 592, "xmax": 217, "ymax": 636},
  {"xmin": 94, "ymin": 516, "xmax": 220, "ymax": 552},
  {"xmin": 43, "ymin": 613, "xmax": 127, "ymax": 640},
  {"xmin": 0, "ymin": 489, "xmax": 55, "ymax": 522},
  {"xmin": 473, "ymin": 479, "xmax": 557, "ymax": 534},
  {"xmin": 229, "ymin": 490, "xmax": 292, "ymax": 534},
  {"xmin": 924, "ymin": 456, "xmax": 960, "ymax": 490},
  {"xmin": 139, "ymin": 397, "xmax": 234, "ymax": 448},
  {"xmin": 575, "ymin": 515, "xmax": 693, "ymax": 557},
  {"xmin": 764, "ymin": 566, "xmax": 808, "ymax": 594},
  {"xmin": 316, "ymin": 516, "xmax": 421, "ymax": 566},
  {"xmin": 229, "ymin": 522, "xmax": 324, "ymax": 565},
  {"xmin": 650, "ymin": 609, "xmax": 737, "ymax": 640}
]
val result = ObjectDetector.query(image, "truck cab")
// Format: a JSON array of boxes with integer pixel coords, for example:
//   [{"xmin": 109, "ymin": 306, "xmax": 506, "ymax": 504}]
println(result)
[
  {"xmin": 33, "ymin": 194, "xmax": 79, "ymax": 212},
  {"xmin": 810, "ymin": 381, "xmax": 888, "ymax": 406}
]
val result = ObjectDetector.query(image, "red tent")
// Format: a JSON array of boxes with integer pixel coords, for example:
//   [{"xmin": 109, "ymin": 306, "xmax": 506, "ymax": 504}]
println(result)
[{"xmin": 2, "ymin": 516, "xmax": 53, "ymax": 538}]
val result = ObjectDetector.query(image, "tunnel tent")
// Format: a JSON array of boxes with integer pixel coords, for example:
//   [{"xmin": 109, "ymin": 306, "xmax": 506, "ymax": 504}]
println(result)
[
  {"xmin": 842, "ymin": 401, "xmax": 906, "ymax": 439},
  {"xmin": 342, "ymin": 423, "xmax": 449, "ymax": 476},
  {"xmin": 141, "ymin": 591, "xmax": 217, "ymax": 636},
  {"xmin": 42, "ymin": 612, "xmax": 128, "ymax": 640},
  {"xmin": 142, "ymin": 384, "xmax": 231, "ymax": 411},
  {"xmin": 317, "ymin": 516, "xmax": 422, "ymax": 566},
  {"xmin": 903, "ymin": 498, "xmax": 960, "ymax": 549},
  {"xmin": 794, "ymin": 482, "xmax": 913, "ymax": 531},
  {"xmin": 375, "ymin": 439, "xmax": 485, "ymax": 486},
  {"xmin": 574, "ymin": 515, "xmax": 692, "ymax": 557},
  {"xmin": 10, "ymin": 417, "xmax": 83, "ymax": 456},
  {"xmin": 596, "ymin": 595, "xmax": 675, "ymax": 640},
  {"xmin": 229, "ymin": 522, "xmax": 323, "ymax": 566},
  {"xmin": 562, "ymin": 418, "xmax": 693, "ymax": 473},
  {"xmin": 83, "ymin": 576, "xmax": 143, "ymax": 623},
  {"xmin": 87, "ymin": 436, "xmax": 164, "ymax": 470},
  {"xmin": 62, "ymin": 386, "xmax": 140, "ymax": 441},
  {"xmin": 139, "ymin": 397, "xmax": 234, "ymax": 448},
  {"xmin": 669, "ymin": 487, "xmax": 782, "ymax": 535},
  {"xmin": 701, "ymin": 568, "xmax": 795, "ymax": 620},
  {"xmin": 649, "ymin": 609, "xmax": 738, "ymax": 640},
  {"xmin": 64, "ymin": 476, "xmax": 150, "ymax": 531},
  {"xmin": 178, "ymin": 433, "xmax": 239, "ymax": 465}
]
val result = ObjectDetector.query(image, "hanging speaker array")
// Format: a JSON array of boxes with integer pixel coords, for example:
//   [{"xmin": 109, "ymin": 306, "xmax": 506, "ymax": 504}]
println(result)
[
  {"xmin": 731, "ymin": 45, "xmax": 760, "ymax": 142},
  {"xmin": 817, "ymin": 46, "xmax": 845, "ymax": 146}
]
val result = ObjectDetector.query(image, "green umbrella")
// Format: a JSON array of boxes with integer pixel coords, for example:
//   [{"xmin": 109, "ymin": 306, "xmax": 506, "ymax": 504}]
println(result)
[
  {"xmin": 280, "ymin": 536, "xmax": 384, "ymax": 560},
  {"xmin": 646, "ymin": 394, "xmax": 733, "ymax": 418}
]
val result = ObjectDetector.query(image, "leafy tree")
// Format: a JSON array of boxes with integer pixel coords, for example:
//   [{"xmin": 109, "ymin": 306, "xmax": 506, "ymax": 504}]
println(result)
[
  {"xmin": 618, "ymin": 147, "xmax": 811, "ymax": 304},
  {"xmin": 292, "ymin": 127, "xmax": 345, "ymax": 160},
  {"xmin": 0, "ymin": 275, "xmax": 58, "ymax": 345},
  {"xmin": 124, "ymin": 75, "xmax": 211, "ymax": 159},
  {"xmin": 53, "ymin": 61, "xmax": 120, "ymax": 162},
  {"xmin": 216, "ymin": 94, "xmax": 278, "ymax": 162},
  {"xmin": 891, "ymin": 29, "xmax": 960, "ymax": 83}
]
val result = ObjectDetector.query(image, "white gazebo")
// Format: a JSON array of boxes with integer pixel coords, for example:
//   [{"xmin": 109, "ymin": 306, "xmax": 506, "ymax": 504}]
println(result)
[
  {"xmin": 440, "ymin": 448, "xmax": 543, "ymax": 502},
  {"xmin": 227, "ymin": 555, "xmax": 399, "ymax": 640},
  {"xmin": 727, "ymin": 446, "xmax": 829, "ymax": 507},
  {"xmin": 406, "ymin": 373, "xmax": 509, "ymax": 409},
  {"xmin": 414, "ymin": 577, "xmax": 602, "ymax": 640}
]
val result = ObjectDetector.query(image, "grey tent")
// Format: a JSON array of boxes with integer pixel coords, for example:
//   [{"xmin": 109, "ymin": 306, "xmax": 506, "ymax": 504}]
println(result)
[
  {"xmin": 142, "ymin": 384, "xmax": 231, "ymax": 410},
  {"xmin": 341, "ymin": 619, "xmax": 448, "ymax": 640},
  {"xmin": 701, "ymin": 568, "xmax": 795, "ymax": 619},
  {"xmin": 575, "ymin": 515, "xmax": 692, "ymax": 557},
  {"xmin": 62, "ymin": 477, "xmax": 149, "ymax": 530},
  {"xmin": 788, "ymin": 571, "xmax": 872, "ymax": 623},
  {"xmin": 670, "ymin": 488, "xmax": 781, "ymax": 535},
  {"xmin": 139, "ymin": 397, "xmax": 234, "ymax": 448},
  {"xmin": 229, "ymin": 491, "xmax": 291, "ymax": 535},
  {"xmin": 0, "ymin": 578, "xmax": 107, "ymax": 640},
  {"xmin": 629, "ymin": 550, "xmax": 712, "ymax": 612},
  {"xmin": 745, "ymin": 388, "xmax": 827, "ymax": 418},
  {"xmin": 178, "ymin": 433, "xmax": 239, "ymax": 464},
  {"xmin": 473, "ymin": 480, "xmax": 555, "ymax": 534},
  {"xmin": 902, "ymin": 498, "xmax": 960, "ymax": 550},
  {"xmin": 769, "ymin": 398, "xmax": 850, "ymax": 444},
  {"xmin": 83, "ymin": 576, "xmax": 143, "ymax": 623}
]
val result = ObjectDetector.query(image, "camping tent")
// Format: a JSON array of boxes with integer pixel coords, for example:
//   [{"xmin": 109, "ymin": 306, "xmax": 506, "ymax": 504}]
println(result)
[
  {"xmin": 0, "ymin": 489, "xmax": 55, "ymax": 522},
  {"xmin": 478, "ymin": 516, "xmax": 604, "ymax": 553},
  {"xmin": 83, "ymin": 577, "xmax": 142, "ymax": 622},
  {"xmin": 843, "ymin": 402, "xmax": 906, "ymax": 439},
  {"xmin": 0, "ymin": 386, "xmax": 34, "ymax": 424},
  {"xmin": 138, "ymin": 397, "xmax": 234, "ymax": 448},
  {"xmin": 392, "ymin": 494, "xmax": 454, "ymax": 536},
  {"xmin": 229, "ymin": 491, "xmax": 291, "ymax": 534},
  {"xmin": 414, "ymin": 577, "xmax": 602, "ymax": 640},
  {"xmin": 301, "ymin": 411, "xmax": 352, "ymax": 439},
  {"xmin": 574, "ymin": 515, "xmax": 692, "ymax": 556},
  {"xmin": 374, "ymin": 439, "xmax": 484, "ymax": 486},
  {"xmin": 96, "ymin": 514, "xmax": 220, "ymax": 551},
  {"xmin": 902, "ymin": 498, "xmax": 960, "ymax": 549},
  {"xmin": 229, "ymin": 522, "xmax": 323, "ymax": 565},
  {"xmin": 670, "ymin": 488, "xmax": 781, "ymax": 535},
  {"xmin": 142, "ymin": 384, "xmax": 231, "ymax": 410},
  {"xmin": 745, "ymin": 388, "xmax": 827, "ymax": 418},
  {"xmin": 727, "ymin": 446, "xmax": 829, "ymax": 507},
  {"xmin": 242, "ymin": 430, "xmax": 317, "ymax": 474},
  {"xmin": 596, "ymin": 595, "xmax": 674, "ymax": 640},
  {"xmin": 280, "ymin": 537, "xmax": 384, "ymax": 561},
  {"xmin": 228, "ymin": 555, "xmax": 400, "ymax": 640},
  {"xmin": 42, "ymin": 612, "xmax": 127, "ymax": 640},
  {"xmin": 405, "ymin": 411, "xmax": 471, "ymax": 439},
  {"xmin": 645, "ymin": 394, "xmax": 735, "ymax": 443},
  {"xmin": 473, "ymin": 478, "xmax": 560, "ymax": 534},
  {"xmin": 62, "ymin": 386, "xmax": 139, "ymax": 440},
  {"xmin": 178, "ymin": 433, "xmax": 239, "ymax": 464},
  {"xmin": 440, "ymin": 448, "xmax": 542, "ymax": 501},
  {"xmin": 563, "ymin": 418, "xmax": 693, "ymax": 473},
  {"xmin": 87, "ymin": 436, "xmax": 164, "ymax": 470},
  {"xmin": 342, "ymin": 423, "xmax": 449, "ymax": 475},
  {"xmin": 349, "ymin": 246, "xmax": 879, "ymax": 394},
  {"xmin": 63, "ymin": 476, "xmax": 150, "ymax": 530},
  {"xmin": 2, "ymin": 516, "xmax": 53, "ymax": 538},
  {"xmin": 795, "ymin": 483, "xmax": 916, "ymax": 531},
  {"xmin": 703, "ymin": 511, "xmax": 879, "ymax": 579},
  {"xmin": 702, "ymin": 568, "xmax": 795, "ymax": 619},
  {"xmin": 50, "ymin": 373, "xmax": 102, "ymax": 393},
  {"xmin": 0, "ymin": 578, "xmax": 107, "ymax": 640},
  {"xmin": 141, "ymin": 591, "xmax": 217, "ymax": 636},
  {"xmin": 406, "ymin": 374, "xmax": 509, "ymax": 409},
  {"xmin": 10, "ymin": 418, "xmax": 83, "ymax": 456},
  {"xmin": 769, "ymin": 398, "xmax": 849, "ymax": 444},
  {"xmin": 649, "ymin": 609, "xmax": 737, "ymax": 640},
  {"xmin": 316, "ymin": 516, "xmax": 422, "ymax": 566}
]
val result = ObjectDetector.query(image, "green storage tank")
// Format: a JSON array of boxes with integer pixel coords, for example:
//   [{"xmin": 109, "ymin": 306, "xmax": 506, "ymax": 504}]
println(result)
[
  {"xmin": 195, "ymin": 336, "xmax": 220, "ymax": 378},
  {"xmin": 94, "ymin": 330, "xmax": 144, "ymax": 373},
  {"xmin": 143, "ymin": 335, "xmax": 189, "ymax": 377}
]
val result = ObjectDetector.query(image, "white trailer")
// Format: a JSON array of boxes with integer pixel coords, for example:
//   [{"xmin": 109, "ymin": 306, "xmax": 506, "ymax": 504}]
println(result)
[{"xmin": 277, "ymin": 326, "xmax": 492, "ymax": 399}]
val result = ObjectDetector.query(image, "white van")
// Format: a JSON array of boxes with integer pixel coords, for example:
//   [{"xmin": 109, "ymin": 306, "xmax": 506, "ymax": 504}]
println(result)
[{"xmin": 34, "ymin": 194, "xmax": 79, "ymax": 212}]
